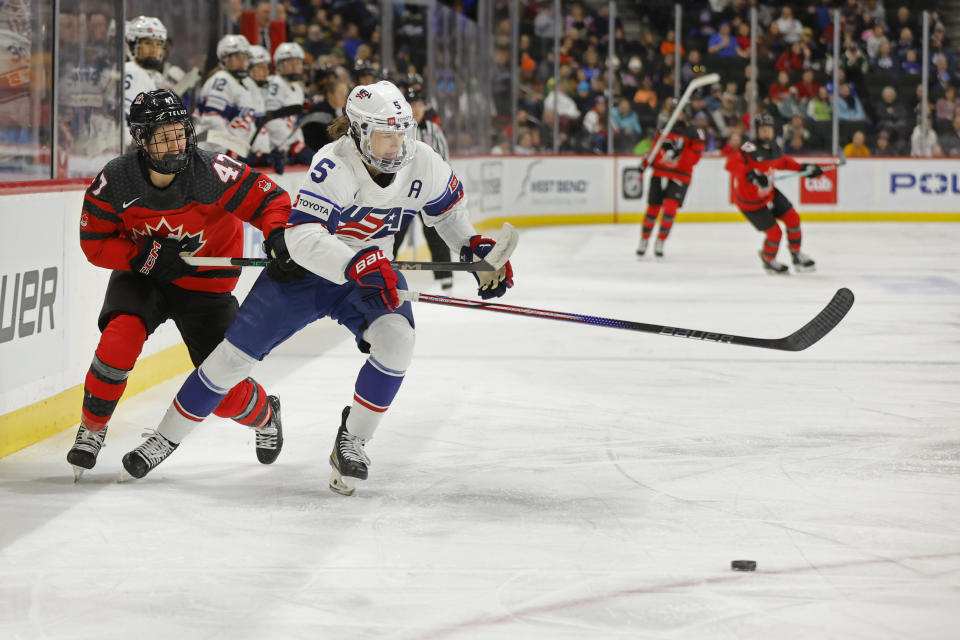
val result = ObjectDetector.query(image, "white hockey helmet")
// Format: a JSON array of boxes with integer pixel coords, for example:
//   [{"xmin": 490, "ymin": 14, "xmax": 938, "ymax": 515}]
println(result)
[
  {"xmin": 345, "ymin": 81, "xmax": 418, "ymax": 173},
  {"xmin": 248, "ymin": 45, "xmax": 271, "ymax": 67},
  {"xmin": 216, "ymin": 34, "xmax": 251, "ymax": 65},
  {"xmin": 126, "ymin": 15, "xmax": 167, "ymax": 46},
  {"xmin": 273, "ymin": 42, "xmax": 305, "ymax": 66}
]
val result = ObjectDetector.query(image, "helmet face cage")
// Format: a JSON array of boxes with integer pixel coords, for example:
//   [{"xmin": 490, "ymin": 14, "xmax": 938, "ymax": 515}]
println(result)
[
  {"xmin": 217, "ymin": 35, "xmax": 250, "ymax": 77},
  {"xmin": 126, "ymin": 16, "xmax": 166, "ymax": 71},
  {"xmin": 346, "ymin": 82, "xmax": 418, "ymax": 173},
  {"xmin": 274, "ymin": 43, "xmax": 305, "ymax": 81},
  {"xmin": 129, "ymin": 90, "xmax": 196, "ymax": 174}
]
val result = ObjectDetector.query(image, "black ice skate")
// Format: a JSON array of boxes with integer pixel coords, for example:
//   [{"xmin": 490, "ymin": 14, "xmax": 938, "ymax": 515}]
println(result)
[
  {"xmin": 121, "ymin": 430, "xmax": 178, "ymax": 479},
  {"xmin": 791, "ymin": 251, "xmax": 816, "ymax": 273},
  {"xmin": 759, "ymin": 250, "xmax": 789, "ymax": 274},
  {"xmin": 636, "ymin": 238, "xmax": 648, "ymax": 257},
  {"xmin": 329, "ymin": 406, "xmax": 370, "ymax": 497},
  {"xmin": 654, "ymin": 239, "xmax": 665, "ymax": 258},
  {"xmin": 67, "ymin": 424, "xmax": 108, "ymax": 481},
  {"xmin": 255, "ymin": 395, "xmax": 283, "ymax": 464}
]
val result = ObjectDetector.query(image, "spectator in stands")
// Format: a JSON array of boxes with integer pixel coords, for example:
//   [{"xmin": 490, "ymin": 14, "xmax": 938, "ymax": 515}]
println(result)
[
  {"xmin": 934, "ymin": 57, "xmax": 955, "ymax": 91},
  {"xmin": 582, "ymin": 95, "xmax": 608, "ymax": 153},
  {"xmin": 515, "ymin": 128, "xmax": 537, "ymax": 155},
  {"xmin": 844, "ymin": 130, "xmax": 871, "ymax": 157},
  {"xmin": 836, "ymin": 82, "xmax": 867, "ymax": 122},
  {"xmin": 681, "ymin": 49, "xmax": 706, "ymax": 85},
  {"xmin": 776, "ymin": 6, "xmax": 804, "ymax": 45},
  {"xmin": 901, "ymin": 48, "xmax": 921, "ymax": 75},
  {"xmin": 871, "ymin": 39, "xmax": 899, "ymax": 74},
  {"xmin": 939, "ymin": 113, "xmax": 960, "ymax": 157},
  {"xmin": 692, "ymin": 111, "xmax": 719, "ymax": 151},
  {"xmin": 795, "ymin": 69, "xmax": 820, "ymax": 100},
  {"xmin": 785, "ymin": 132, "xmax": 807, "ymax": 154},
  {"xmin": 633, "ymin": 78, "xmax": 658, "ymax": 110},
  {"xmin": 876, "ymin": 86, "xmax": 909, "ymax": 140},
  {"xmin": 808, "ymin": 86, "xmax": 832, "ymax": 122},
  {"xmin": 935, "ymin": 86, "xmax": 959, "ymax": 129},
  {"xmin": 889, "ymin": 6, "xmax": 917, "ymax": 41},
  {"xmin": 708, "ymin": 22, "xmax": 739, "ymax": 58},
  {"xmin": 895, "ymin": 27, "xmax": 916, "ymax": 60},
  {"xmin": 712, "ymin": 92, "xmax": 742, "ymax": 139},
  {"xmin": 865, "ymin": 23, "xmax": 887, "ymax": 60},
  {"xmin": 660, "ymin": 29, "xmax": 685, "ymax": 58},
  {"xmin": 777, "ymin": 86, "xmax": 805, "ymax": 120},
  {"xmin": 612, "ymin": 97, "xmax": 642, "ymax": 152},
  {"xmin": 720, "ymin": 128, "xmax": 743, "ymax": 158},
  {"xmin": 872, "ymin": 129, "xmax": 896, "ymax": 156},
  {"xmin": 775, "ymin": 42, "xmax": 806, "ymax": 73},
  {"xmin": 841, "ymin": 44, "xmax": 869, "ymax": 87},
  {"xmin": 621, "ymin": 56, "xmax": 645, "ymax": 91},
  {"xmin": 782, "ymin": 112, "xmax": 811, "ymax": 143},
  {"xmin": 706, "ymin": 83, "xmax": 723, "ymax": 112},
  {"xmin": 911, "ymin": 115, "xmax": 938, "ymax": 156},
  {"xmin": 769, "ymin": 71, "xmax": 792, "ymax": 103}
]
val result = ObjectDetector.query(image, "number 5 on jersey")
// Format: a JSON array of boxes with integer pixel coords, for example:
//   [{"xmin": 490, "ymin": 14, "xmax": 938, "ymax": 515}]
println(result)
[{"xmin": 311, "ymin": 158, "xmax": 336, "ymax": 183}]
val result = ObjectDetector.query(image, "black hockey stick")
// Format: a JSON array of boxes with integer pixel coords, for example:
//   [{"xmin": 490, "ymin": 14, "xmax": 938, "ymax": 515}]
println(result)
[
  {"xmin": 182, "ymin": 256, "xmax": 495, "ymax": 272},
  {"xmin": 399, "ymin": 288, "xmax": 855, "ymax": 352}
]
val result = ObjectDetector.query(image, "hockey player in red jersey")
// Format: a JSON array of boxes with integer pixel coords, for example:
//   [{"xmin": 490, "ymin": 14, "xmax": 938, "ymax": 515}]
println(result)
[
  {"xmin": 725, "ymin": 113, "xmax": 822, "ymax": 273},
  {"xmin": 67, "ymin": 89, "xmax": 292, "ymax": 479},
  {"xmin": 636, "ymin": 109, "xmax": 706, "ymax": 258}
]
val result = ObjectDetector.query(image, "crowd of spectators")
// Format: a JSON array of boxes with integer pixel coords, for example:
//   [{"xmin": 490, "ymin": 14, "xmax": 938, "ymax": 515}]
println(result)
[{"xmin": 234, "ymin": 0, "xmax": 959, "ymax": 158}]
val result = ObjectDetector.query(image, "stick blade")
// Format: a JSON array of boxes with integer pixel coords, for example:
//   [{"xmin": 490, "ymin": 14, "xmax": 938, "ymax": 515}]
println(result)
[
  {"xmin": 780, "ymin": 288, "xmax": 855, "ymax": 351},
  {"xmin": 480, "ymin": 222, "xmax": 519, "ymax": 270}
]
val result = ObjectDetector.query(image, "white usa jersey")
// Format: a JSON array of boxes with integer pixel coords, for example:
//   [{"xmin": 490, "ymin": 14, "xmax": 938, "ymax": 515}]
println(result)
[
  {"xmin": 263, "ymin": 75, "xmax": 305, "ymax": 152},
  {"xmin": 194, "ymin": 69, "xmax": 260, "ymax": 150},
  {"xmin": 242, "ymin": 77, "xmax": 271, "ymax": 155},
  {"xmin": 283, "ymin": 137, "xmax": 477, "ymax": 284},
  {"xmin": 123, "ymin": 61, "xmax": 160, "ymax": 147}
]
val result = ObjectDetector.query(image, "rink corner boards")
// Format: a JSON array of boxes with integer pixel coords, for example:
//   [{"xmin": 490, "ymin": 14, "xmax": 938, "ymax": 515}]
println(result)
[{"xmin": 0, "ymin": 343, "xmax": 192, "ymax": 459}]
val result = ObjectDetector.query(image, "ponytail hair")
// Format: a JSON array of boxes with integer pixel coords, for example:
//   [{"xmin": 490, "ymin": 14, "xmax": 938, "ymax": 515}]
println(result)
[{"xmin": 327, "ymin": 114, "xmax": 350, "ymax": 140}]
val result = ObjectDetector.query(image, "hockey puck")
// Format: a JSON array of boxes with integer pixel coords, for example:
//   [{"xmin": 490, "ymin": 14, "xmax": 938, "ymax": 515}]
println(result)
[{"xmin": 731, "ymin": 560, "xmax": 757, "ymax": 571}]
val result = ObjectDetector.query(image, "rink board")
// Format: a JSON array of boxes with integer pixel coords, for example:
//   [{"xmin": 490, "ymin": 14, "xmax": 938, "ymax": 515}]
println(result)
[{"xmin": 1, "ymin": 156, "xmax": 958, "ymax": 456}]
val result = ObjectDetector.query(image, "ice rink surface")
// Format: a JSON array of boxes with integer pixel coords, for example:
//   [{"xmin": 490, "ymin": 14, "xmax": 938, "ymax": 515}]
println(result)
[{"xmin": 2, "ymin": 222, "xmax": 959, "ymax": 639}]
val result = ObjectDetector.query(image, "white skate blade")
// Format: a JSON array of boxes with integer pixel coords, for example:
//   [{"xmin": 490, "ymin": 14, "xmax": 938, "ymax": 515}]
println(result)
[
  {"xmin": 72, "ymin": 466, "xmax": 86, "ymax": 483},
  {"xmin": 328, "ymin": 469, "xmax": 359, "ymax": 496},
  {"xmin": 794, "ymin": 264, "xmax": 817, "ymax": 273},
  {"xmin": 480, "ymin": 222, "xmax": 519, "ymax": 270}
]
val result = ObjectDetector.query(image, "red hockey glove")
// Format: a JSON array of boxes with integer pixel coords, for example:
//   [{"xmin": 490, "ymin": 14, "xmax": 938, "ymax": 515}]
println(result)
[
  {"xmin": 346, "ymin": 247, "xmax": 401, "ymax": 312},
  {"xmin": 460, "ymin": 235, "xmax": 514, "ymax": 299},
  {"xmin": 129, "ymin": 237, "xmax": 197, "ymax": 283}
]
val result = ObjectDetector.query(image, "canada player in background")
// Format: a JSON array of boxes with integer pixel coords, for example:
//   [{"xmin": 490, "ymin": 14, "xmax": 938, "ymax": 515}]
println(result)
[
  {"xmin": 68, "ymin": 89, "xmax": 290, "ymax": 480},
  {"xmin": 725, "ymin": 113, "xmax": 822, "ymax": 274},
  {"xmin": 636, "ymin": 108, "xmax": 705, "ymax": 258},
  {"xmin": 126, "ymin": 81, "xmax": 516, "ymax": 495}
]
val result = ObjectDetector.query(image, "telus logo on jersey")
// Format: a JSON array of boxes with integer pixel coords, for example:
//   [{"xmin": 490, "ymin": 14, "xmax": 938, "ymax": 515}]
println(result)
[
  {"xmin": 0, "ymin": 267, "xmax": 58, "ymax": 344},
  {"xmin": 890, "ymin": 173, "xmax": 960, "ymax": 194}
]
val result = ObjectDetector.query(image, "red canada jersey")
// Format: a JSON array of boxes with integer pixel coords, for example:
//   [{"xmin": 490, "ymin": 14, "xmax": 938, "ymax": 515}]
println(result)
[
  {"xmin": 650, "ymin": 124, "xmax": 706, "ymax": 184},
  {"xmin": 80, "ymin": 149, "xmax": 291, "ymax": 293},
  {"xmin": 725, "ymin": 140, "xmax": 803, "ymax": 211}
]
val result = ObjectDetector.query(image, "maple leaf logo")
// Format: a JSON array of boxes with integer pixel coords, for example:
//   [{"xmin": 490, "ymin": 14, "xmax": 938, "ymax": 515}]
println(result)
[{"xmin": 131, "ymin": 217, "xmax": 205, "ymax": 255}]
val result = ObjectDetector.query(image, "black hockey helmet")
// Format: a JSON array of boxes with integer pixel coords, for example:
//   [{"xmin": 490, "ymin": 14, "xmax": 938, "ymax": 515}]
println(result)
[
  {"xmin": 405, "ymin": 85, "xmax": 424, "ymax": 104},
  {"xmin": 754, "ymin": 113, "xmax": 776, "ymax": 130},
  {"xmin": 128, "ymin": 89, "xmax": 196, "ymax": 174}
]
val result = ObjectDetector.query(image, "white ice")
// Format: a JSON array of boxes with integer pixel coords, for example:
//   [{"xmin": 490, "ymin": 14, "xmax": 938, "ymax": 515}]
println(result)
[{"xmin": 1, "ymin": 222, "xmax": 959, "ymax": 639}]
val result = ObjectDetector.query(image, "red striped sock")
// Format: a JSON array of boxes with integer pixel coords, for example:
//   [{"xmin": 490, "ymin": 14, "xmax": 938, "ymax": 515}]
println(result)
[{"xmin": 80, "ymin": 314, "xmax": 146, "ymax": 430}]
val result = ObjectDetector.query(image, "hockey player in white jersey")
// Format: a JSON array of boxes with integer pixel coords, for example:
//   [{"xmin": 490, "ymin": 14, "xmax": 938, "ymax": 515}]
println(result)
[
  {"xmin": 122, "ymin": 81, "xmax": 517, "ymax": 495},
  {"xmin": 241, "ymin": 44, "xmax": 273, "ymax": 164},
  {"xmin": 194, "ymin": 35, "xmax": 262, "ymax": 157},
  {"xmin": 264, "ymin": 42, "xmax": 315, "ymax": 166},
  {"xmin": 123, "ymin": 16, "xmax": 166, "ymax": 147}
]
